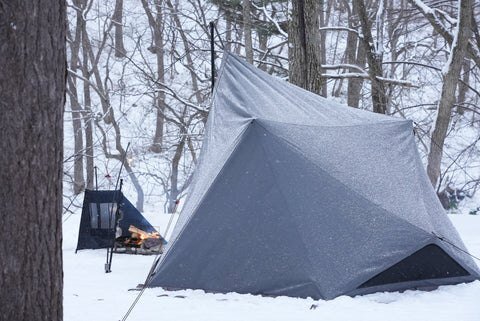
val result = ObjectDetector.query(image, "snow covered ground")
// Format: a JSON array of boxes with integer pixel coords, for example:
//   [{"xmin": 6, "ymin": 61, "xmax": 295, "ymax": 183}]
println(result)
[{"xmin": 63, "ymin": 212, "xmax": 480, "ymax": 321}]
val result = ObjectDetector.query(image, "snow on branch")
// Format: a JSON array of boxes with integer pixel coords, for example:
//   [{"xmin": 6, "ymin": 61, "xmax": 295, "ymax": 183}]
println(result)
[
  {"xmin": 322, "ymin": 64, "xmax": 367, "ymax": 74},
  {"xmin": 322, "ymin": 72, "xmax": 369, "ymax": 79},
  {"xmin": 251, "ymin": 3, "xmax": 288, "ymax": 38},
  {"xmin": 318, "ymin": 26, "xmax": 363, "ymax": 39},
  {"xmin": 375, "ymin": 76, "xmax": 417, "ymax": 87},
  {"xmin": 408, "ymin": 0, "xmax": 480, "ymax": 67},
  {"xmin": 321, "ymin": 72, "xmax": 417, "ymax": 87}
]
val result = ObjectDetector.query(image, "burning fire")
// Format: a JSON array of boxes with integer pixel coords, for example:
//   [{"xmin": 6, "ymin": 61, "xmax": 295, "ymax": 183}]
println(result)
[
  {"xmin": 128, "ymin": 225, "xmax": 161, "ymax": 240},
  {"xmin": 115, "ymin": 225, "xmax": 164, "ymax": 253}
]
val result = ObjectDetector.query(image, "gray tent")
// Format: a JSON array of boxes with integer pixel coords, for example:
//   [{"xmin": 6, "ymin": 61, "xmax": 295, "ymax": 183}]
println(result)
[{"xmin": 147, "ymin": 53, "xmax": 480, "ymax": 300}]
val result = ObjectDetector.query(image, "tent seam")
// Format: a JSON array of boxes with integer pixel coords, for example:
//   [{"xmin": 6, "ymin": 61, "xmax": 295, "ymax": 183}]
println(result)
[
  {"xmin": 256, "ymin": 124, "xmax": 325, "ymax": 298},
  {"xmin": 152, "ymin": 121, "xmax": 254, "ymax": 272},
  {"xmin": 255, "ymin": 120, "xmax": 434, "ymax": 238},
  {"xmin": 257, "ymin": 117, "xmax": 408, "ymax": 128},
  {"xmin": 255, "ymin": 121, "xmax": 445, "ymax": 294}
]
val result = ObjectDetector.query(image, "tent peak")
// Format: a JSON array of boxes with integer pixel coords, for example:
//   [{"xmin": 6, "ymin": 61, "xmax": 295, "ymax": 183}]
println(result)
[{"xmin": 213, "ymin": 53, "xmax": 409, "ymax": 128}]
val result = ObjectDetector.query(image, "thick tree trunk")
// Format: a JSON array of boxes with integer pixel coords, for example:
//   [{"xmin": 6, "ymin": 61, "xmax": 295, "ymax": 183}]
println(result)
[
  {"xmin": 289, "ymin": 0, "xmax": 324, "ymax": 95},
  {"xmin": 0, "ymin": 1, "xmax": 65, "ymax": 320},
  {"xmin": 426, "ymin": 0, "xmax": 472, "ymax": 187}
]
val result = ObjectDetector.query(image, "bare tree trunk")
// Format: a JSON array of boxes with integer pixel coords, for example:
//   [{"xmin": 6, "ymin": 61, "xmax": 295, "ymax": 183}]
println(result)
[
  {"xmin": 349, "ymin": 41, "xmax": 367, "ymax": 108},
  {"xmin": 426, "ymin": 0, "xmax": 472, "ymax": 187},
  {"xmin": 84, "ymin": 110, "xmax": 95, "ymax": 190},
  {"xmin": 142, "ymin": 0, "xmax": 167, "ymax": 153},
  {"xmin": 289, "ymin": 0, "xmax": 324, "ymax": 95},
  {"xmin": 289, "ymin": 0, "xmax": 306, "ymax": 88},
  {"xmin": 68, "ymin": 6, "xmax": 86, "ymax": 194},
  {"xmin": 113, "ymin": 0, "xmax": 127, "ymax": 58},
  {"xmin": 318, "ymin": 0, "xmax": 328, "ymax": 97},
  {"xmin": 243, "ymin": 0, "xmax": 254, "ymax": 64},
  {"xmin": 344, "ymin": 0, "xmax": 366, "ymax": 108},
  {"xmin": 166, "ymin": 0, "xmax": 203, "ymax": 103},
  {"xmin": 258, "ymin": 31, "xmax": 268, "ymax": 71},
  {"xmin": 67, "ymin": 84, "xmax": 86, "ymax": 194},
  {"xmin": 457, "ymin": 59, "xmax": 470, "ymax": 115},
  {"xmin": 168, "ymin": 135, "xmax": 186, "ymax": 212},
  {"xmin": 385, "ymin": 0, "xmax": 401, "ymax": 114},
  {"xmin": 82, "ymin": 26, "xmax": 95, "ymax": 189},
  {"xmin": 225, "ymin": 14, "xmax": 233, "ymax": 53},
  {"xmin": 152, "ymin": 0, "xmax": 166, "ymax": 153},
  {"xmin": 0, "ymin": 1, "xmax": 65, "ymax": 320},
  {"xmin": 353, "ymin": 0, "xmax": 387, "ymax": 114},
  {"xmin": 81, "ymin": 28, "xmax": 114, "ymax": 124},
  {"xmin": 235, "ymin": 22, "xmax": 244, "ymax": 55},
  {"xmin": 125, "ymin": 163, "xmax": 145, "ymax": 212},
  {"xmin": 344, "ymin": 1, "xmax": 360, "ymax": 107}
]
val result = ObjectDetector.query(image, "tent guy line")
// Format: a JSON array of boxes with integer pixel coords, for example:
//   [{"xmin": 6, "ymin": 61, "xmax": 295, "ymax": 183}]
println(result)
[
  {"xmin": 413, "ymin": 121, "xmax": 478, "ymax": 186},
  {"xmin": 433, "ymin": 232, "xmax": 480, "ymax": 262}
]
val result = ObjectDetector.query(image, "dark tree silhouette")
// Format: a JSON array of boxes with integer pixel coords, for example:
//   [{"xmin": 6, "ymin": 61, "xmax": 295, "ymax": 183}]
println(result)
[
  {"xmin": 288, "ymin": 0, "xmax": 325, "ymax": 95},
  {"xmin": 0, "ymin": 1, "xmax": 66, "ymax": 320}
]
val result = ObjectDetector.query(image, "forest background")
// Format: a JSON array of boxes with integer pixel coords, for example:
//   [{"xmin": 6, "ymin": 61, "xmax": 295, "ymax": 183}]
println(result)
[{"xmin": 64, "ymin": 0, "xmax": 480, "ymax": 215}]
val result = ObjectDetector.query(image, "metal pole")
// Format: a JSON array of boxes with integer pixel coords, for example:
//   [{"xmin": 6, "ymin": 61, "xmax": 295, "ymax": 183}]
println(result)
[
  {"xmin": 94, "ymin": 166, "xmax": 98, "ymax": 190},
  {"xmin": 210, "ymin": 21, "xmax": 215, "ymax": 93},
  {"xmin": 114, "ymin": 142, "xmax": 131, "ymax": 191},
  {"xmin": 105, "ymin": 142, "xmax": 131, "ymax": 273},
  {"xmin": 105, "ymin": 179, "xmax": 123, "ymax": 273}
]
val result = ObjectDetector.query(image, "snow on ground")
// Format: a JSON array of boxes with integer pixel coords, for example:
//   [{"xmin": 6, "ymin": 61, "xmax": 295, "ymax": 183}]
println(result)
[{"xmin": 63, "ymin": 212, "xmax": 480, "ymax": 321}]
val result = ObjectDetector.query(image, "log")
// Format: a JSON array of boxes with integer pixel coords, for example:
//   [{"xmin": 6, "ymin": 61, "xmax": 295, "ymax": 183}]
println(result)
[{"xmin": 128, "ymin": 225, "xmax": 160, "ymax": 239}]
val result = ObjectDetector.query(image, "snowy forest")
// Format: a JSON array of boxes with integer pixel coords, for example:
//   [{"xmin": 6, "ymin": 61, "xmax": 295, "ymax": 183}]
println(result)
[
  {"xmin": 64, "ymin": 0, "xmax": 480, "ymax": 214},
  {"xmin": 3, "ymin": 1, "xmax": 480, "ymax": 320}
]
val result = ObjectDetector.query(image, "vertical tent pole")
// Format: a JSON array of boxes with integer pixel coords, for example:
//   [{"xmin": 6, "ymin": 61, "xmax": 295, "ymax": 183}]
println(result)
[
  {"xmin": 210, "ymin": 21, "xmax": 215, "ymax": 93},
  {"xmin": 105, "ymin": 179, "xmax": 123, "ymax": 273},
  {"xmin": 94, "ymin": 166, "xmax": 98, "ymax": 190},
  {"xmin": 105, "ymin": 142, "xmax": 130, "ymax": 273}
]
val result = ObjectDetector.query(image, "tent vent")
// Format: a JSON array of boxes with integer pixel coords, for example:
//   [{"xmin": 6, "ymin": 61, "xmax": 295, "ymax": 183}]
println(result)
[{"xmin": 358, "ymin": 244, "xmax": 470, "ymax": 288}]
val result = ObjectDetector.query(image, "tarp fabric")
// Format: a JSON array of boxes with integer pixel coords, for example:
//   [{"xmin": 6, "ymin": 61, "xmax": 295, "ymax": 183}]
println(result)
[{"xmin": 147, "ymin": 53, "xmax": 480, "ymax": 299}]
